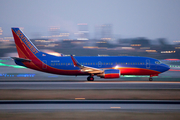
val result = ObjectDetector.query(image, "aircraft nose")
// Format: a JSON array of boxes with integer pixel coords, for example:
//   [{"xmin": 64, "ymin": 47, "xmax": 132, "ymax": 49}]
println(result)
[{"xmin": 163, "ymin": 63, "xmax": 170, "ymax": 72}]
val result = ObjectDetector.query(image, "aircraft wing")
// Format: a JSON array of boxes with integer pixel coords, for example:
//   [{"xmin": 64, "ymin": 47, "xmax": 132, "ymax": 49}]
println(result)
[{"xmin": 70, "ymin": 55, "xmax": 103, "ymax": 74}]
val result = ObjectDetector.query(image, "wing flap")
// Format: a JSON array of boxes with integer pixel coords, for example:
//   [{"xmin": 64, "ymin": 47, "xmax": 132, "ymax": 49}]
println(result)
[
  {"xmin": 80, "ymin": 66, "xmax": 103, "ymax": 73},
  {"xmin": 70, "ymin": 55, "xmax": 103, "ymax": 74}
]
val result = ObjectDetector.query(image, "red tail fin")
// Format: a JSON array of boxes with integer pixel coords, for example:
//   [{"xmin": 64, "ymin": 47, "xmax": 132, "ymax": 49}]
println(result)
[{"xmin": 11, "ymin": 28, "xmax": 39, "ymax": 59}]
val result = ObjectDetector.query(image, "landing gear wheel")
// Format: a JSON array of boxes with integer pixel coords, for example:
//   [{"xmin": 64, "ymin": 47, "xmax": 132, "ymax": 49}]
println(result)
[
  {"xmin": 149, "ymin": 77, "xmax": 153, "ymax": 81},
  {"xmin": 87, "ymin": 76, "xmax": 94, "ymax": 81}
]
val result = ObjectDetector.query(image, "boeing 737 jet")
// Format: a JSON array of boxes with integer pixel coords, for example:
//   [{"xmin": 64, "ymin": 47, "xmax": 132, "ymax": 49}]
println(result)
[{"xmin": 11, "ymin": 28, "xmax": 170, "ymax": 81}]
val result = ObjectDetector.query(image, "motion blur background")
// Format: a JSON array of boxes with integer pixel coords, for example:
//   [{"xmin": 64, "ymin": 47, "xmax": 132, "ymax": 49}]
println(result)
[
  {"xmin": 1, "ymin": 1, "xmax": 180, "ymax": 119},
  {"xmin": 0, "ymin": 0, "xmax": 180, "ymax": 80}
]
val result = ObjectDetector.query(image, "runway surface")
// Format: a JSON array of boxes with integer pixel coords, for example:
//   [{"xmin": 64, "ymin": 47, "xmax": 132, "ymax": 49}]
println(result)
[
  {"xmin": 0, "ymin": 81, "xmax": 180, "ymax": 89},
  {"xmin": 0, "ymin": 100, "xmax": 179, "ymax": 112}
]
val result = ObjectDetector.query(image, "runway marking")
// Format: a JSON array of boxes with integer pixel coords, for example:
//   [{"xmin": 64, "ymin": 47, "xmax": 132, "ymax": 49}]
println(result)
[
  {"xmin": 84, "ymin": 81, "xmax": 180, "ymax": 84},
  {"xmin": 110, "ymin": 107, "xmax": 121, "ymax": 109},
  {"xmin": 75, "ymin": 98, "xmax": 85, "ymax": 100}
]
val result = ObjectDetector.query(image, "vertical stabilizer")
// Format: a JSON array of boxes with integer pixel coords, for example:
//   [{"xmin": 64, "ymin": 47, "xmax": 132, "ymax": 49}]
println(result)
[{"xmin": 11, "ymin": 28, "xmax": 39, "ymax": 59}]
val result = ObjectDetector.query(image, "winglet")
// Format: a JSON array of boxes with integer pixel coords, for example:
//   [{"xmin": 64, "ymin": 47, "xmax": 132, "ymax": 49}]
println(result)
[{"xmin": 70, "ymin": 55, "xmax": 81, "ymax": 67}]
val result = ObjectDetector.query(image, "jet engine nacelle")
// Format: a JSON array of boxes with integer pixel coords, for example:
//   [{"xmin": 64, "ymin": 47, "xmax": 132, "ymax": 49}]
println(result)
[{"xmin": 98, "ymin": 69, "xmax": 121, "ymax": 79}]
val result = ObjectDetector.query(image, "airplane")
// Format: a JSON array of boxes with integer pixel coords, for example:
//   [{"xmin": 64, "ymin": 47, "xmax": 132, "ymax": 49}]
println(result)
[{"xmin": 11, "ymin": 27, "xmax": 170, "ymax": 81}]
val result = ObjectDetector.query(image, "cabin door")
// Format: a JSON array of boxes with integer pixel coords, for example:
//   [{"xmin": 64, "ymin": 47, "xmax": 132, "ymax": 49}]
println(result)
[
  {"xmin": 146, "ymin": 59, "xmax": 150, "ymax": 68},
  {"xmin": 98, "ymin": 61, "xmax": 102, "ymax": 67},
  {"xmin": 42, "ymin": 60, "xmax": 47, "ymax": 69}
]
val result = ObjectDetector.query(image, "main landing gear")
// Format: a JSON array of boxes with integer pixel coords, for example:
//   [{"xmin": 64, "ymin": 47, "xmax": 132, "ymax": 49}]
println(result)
[
  {"xmin": 149, "ymin": 77, "xmax": 153, "ymax": 81},
  {"xmin": 87, "ymin": 76, "xmax": 94, "ymax": 81}
]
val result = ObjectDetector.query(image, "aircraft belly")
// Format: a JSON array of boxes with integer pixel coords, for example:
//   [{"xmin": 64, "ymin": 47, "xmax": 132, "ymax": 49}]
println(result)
[{"xmin": 120, "ymin": 68, "xmax": 160, "ymax": 75}]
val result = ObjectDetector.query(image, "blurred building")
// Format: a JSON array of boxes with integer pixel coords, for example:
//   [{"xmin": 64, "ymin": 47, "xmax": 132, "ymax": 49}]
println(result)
[
  {"xmin": 49, "ymin": 26, "xmax": 60, "ymax": 40},
  {"xmin": 48, "ymin": 26, "xmax": 70, "ymax": 41},
  {"xmin": 77, "ymin": 23, "xmax": 89, "ymax": 40},
  {"xmin": 95, "ymin": 24, "xmax": 112, "ymax": 41},
  {"xmin": 101, "ymin": 24, "xmax": 112, "ymax": 40},
  {"xmin": 94, "ymin": 25, "xmax": 101, "ymax": 40},
  {"xmin": 0, "ymin": 27, "xmax": 3, "ymax": 36}
]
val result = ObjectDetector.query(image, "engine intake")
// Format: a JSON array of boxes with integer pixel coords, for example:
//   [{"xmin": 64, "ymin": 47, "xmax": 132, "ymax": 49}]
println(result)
[{"xmin": 97, "ymin": 69, "xmax": 120, "ymax": 79}]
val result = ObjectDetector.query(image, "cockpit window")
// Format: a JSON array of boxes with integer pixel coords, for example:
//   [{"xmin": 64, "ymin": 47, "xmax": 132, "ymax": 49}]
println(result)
[{"xmin": 155, "ymin": 61, "xmax": 161, "ymax": 64}]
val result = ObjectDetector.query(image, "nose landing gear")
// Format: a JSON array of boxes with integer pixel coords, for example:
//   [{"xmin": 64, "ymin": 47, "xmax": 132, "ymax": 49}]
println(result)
[
  {"xmin": 149, "ymin": 77, "xmax": 153, "ymax": 81},
  {"xmin": 149, "ymin": 74, "xmax": 158, "ymax": 81}
]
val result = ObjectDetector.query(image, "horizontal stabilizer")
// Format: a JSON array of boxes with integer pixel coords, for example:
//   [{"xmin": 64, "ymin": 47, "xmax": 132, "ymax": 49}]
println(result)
[{"xmin": 11, "ymin": 57, "xmax": 31, "ymax": 62}]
